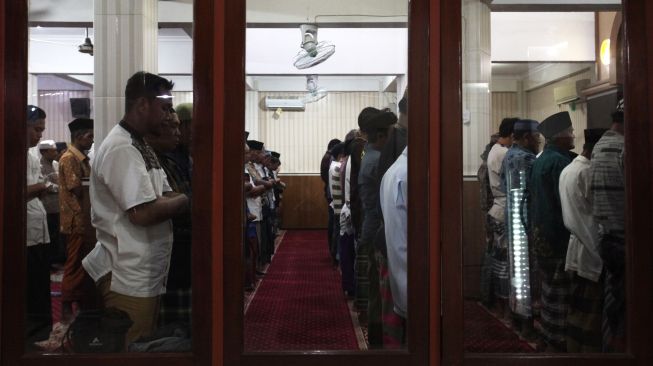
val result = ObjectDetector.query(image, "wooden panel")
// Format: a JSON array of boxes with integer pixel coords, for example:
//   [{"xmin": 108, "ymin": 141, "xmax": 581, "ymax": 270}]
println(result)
[
  {"xmin": 278, "ymin": 175, "xmax": 328, "ymax": 229},
  {"xmin": 462, "ymin": 180, "xmax": 485, "ymax": 300}
]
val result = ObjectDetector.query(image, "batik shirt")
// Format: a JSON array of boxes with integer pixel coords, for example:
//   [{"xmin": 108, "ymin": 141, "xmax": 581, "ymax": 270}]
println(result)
[{"xmin": 58, "ymin": 145, "xmax": 91, "ymax": 235}]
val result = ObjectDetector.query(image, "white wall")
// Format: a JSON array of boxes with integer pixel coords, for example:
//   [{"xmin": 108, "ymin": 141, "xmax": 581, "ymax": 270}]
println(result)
[{"xmin": 492, "ymin": 12, "xmax": 595, "ymax": 62}]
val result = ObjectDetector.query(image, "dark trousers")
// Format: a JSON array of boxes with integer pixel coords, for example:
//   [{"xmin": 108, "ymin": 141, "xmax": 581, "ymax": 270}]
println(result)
[
  {"xmin": 327, "ymin": 206, "xmax": 335, "ymax": 256},
  {"xmin": 339, "ymin": 232, "xmax": 356, "ymax": 295},
  {"xmin": 26, "ymin": 243, "xmax": 52, "ymax": 342},
  {"xmin": 46, "ymin": 212, "xmax": 65, "ymax": 265}
]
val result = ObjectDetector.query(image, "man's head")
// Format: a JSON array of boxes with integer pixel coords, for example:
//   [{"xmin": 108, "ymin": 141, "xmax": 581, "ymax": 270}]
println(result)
[
  {"xmin": 68, "ymin": 118, "xmax": 94, "ymax": 151},
  {"xmin": 38, "ymin": 140, "xmax": 57, "ymax": 161},
  {"xmin": 175, "ymin": 103, "xmax": 193, "ymax": 147},
  {"xmin": 124, "ymin": 71, "xmax": 175, "ymax": 136},
  {"xmin": 583, "ymin": 128, "xmax": 607, "ymax": 155},
  {"xmin": 539, "ymin": 111, "xmax": 575, "ymax": 151},
  {"xmin": 327, "ymin": 138, "xmax": 341, "ymax": 152},
  {"xmin": 513, "ymin": 119, "xmax": 541, "ymax": 154},
  {"xmin": 359, "ymin": 108, "xmax": 397, "ymax": 146},
  {"xmin": 330, "ymin": 142, "xmax": 346, "ymax": 161},
  {"xmin": 27, "ymin": 105, "xmax": 46, "ymax": 148},
  {"xmin": 147, "ymin": 111, "xmax": 181, "ymax": 154},
  {"xmin": 246, "ymin": 140, "xmax": 264, "ymax": 162},
  {"xmin": 612, "ymin": 98, "xmax": 624, "ymax": 124},
  {"xmin": 499, "ymin": 117, "xmax": 519, "ymax": 141}
]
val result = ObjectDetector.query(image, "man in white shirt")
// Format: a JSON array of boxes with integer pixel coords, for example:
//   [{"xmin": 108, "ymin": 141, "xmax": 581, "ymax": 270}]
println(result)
[
  {"xmin": 328, "ymin": 142, "xmax": 345, "ymax": 265},
  {"xmin": 560, "ymin": 128, "xmax": 606, "ymax": 352},
  {"xmin": 484, "ymin": 117, "xmax": 517, "ymax": 318},
  {"xmin": 26, "ymin": 105, "xmax": 52, "ymax": 343},
  {"xmin": 82, "ymin": 72, "xmax": 189, "ymax": 344},
  {"xmin": 380, "ymin": 147, "xmax": 407, "ymax": 341}
]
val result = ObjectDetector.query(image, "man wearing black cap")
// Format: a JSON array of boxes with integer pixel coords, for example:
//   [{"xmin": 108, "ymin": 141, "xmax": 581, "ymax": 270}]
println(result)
[
  {"xmin": 26, "ymin": 105, "xmax": 52, "ymax": 343},
  {"xmin": 530, "ymin": 111, "xmax": 577, "ymax": 351},
  {"xmin": 58, "ymin": 118, "xmax": 96, "ymax": 323},
  {"xmin": 559, "ymin": 128, "xmax": 607, "ymax": 352},
  {"xmin": 357, "ymin": 107, "xmax": 397, "ymax": 347},
  {"xmin": 590, "ymin": 98, "xmax": 625, "ymax": 352},
  {"xmin": 500, "ymin": 118, "xmax": 540, "ymax": 331}
]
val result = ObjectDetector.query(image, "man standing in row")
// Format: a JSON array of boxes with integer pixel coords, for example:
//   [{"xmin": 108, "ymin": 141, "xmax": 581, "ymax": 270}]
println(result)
[
  {"xmin": 530, "ymin": 111, "xmax": 576, "ymax": 351},
  {"xmin": 500, "ymin": 119, "xmax": 540, "ymax": 332},
  {"xmin": 26, "ymin": 105, "xmax": 52, "ymax": 343},
  {"xmin": 591, "ymin": 99, "xmax": 625, "ymax": 352},
  {"xmin": 59, "ymin": 118, "xmax": 96, "ymax": 323},
  {"xmin": 484, "ymin": 117, "xmax": 517, "ymax": 319},
  {"xmin": 357, "ymin": 108, "xmax": 397, "ymax": 347},
  {"xmin": 82, "ymin": 72, "xmax": 189, "ymax": 343},
  {"xmin": 559, "ymin": 128, "xmax": 606, "ymax": 352}
]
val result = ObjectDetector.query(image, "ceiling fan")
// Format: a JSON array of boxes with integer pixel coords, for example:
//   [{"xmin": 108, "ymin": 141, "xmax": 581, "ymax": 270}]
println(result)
[
  {"xmin": 303, "ymin": 75, "xmax": 328, "ymax": 103},
  {"xmin": 78, "ymin": 27, "xmax": 93, "ymax": 56},
  {"xmin": 293, "ymin": 24, "xmax": 335, "ymax": 70}
]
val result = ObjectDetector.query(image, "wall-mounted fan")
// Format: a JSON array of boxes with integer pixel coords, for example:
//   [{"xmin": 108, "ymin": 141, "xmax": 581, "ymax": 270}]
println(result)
[
  {"xmin": 303, "ymin": 75, "xmax": 327, "ymax": 103},
  {"xmin": 293, "ymin": 24, "xmax": 335, "ymax": 70}
]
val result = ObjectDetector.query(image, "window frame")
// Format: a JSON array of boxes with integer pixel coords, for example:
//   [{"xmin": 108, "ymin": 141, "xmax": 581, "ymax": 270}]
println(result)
[{"xmin": 440, "ymin": 0, "xmax": 653, "ymax": 365}]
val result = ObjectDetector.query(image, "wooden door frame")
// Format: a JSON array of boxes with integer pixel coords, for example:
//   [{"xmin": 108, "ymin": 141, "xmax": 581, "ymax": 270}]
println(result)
[
  {"xmin": 440, "ymin": 0, "xmax": 653, "ymax": 365},
  {"xmin": 0, "ymin": 0, "xmax": 215, "ymax": 365},
  {"xmin": 219, "ymin": 0, "xmax": 437, "ymax": 365}
]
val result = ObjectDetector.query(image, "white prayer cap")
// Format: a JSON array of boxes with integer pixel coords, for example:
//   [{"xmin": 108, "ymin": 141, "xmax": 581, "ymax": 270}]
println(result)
[{"xmin": 38, "ymin": 139, "xmax": 56, "ymax": 150}]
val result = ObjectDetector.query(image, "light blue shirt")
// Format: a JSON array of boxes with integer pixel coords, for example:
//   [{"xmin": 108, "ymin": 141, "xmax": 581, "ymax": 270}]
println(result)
[{"xmin": 379, "ymin": 147, "xmax": 407, "ymax": 318}]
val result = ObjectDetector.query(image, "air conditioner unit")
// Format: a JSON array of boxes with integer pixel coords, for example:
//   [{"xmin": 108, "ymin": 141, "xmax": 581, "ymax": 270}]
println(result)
[
  {"xmin": 264, "ymin": 96, "xmax": 305, "ymax": 111},
  {"xmin": 554, "ymin": 78, "xmax": 591, "ymax": 105}
]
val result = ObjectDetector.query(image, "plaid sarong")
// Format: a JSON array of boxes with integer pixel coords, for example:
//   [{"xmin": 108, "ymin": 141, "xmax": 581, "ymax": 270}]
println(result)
[
  {"xmin": 566, "ymin": 273, "xmax": 603, "ymax": 352},
  {"xmin": 159, "ymin": 288, "xmax": 192, "ymax": 326},
  {"xmin": 537, "ymin": 256, "xmax": 571, "ymax": 349}
]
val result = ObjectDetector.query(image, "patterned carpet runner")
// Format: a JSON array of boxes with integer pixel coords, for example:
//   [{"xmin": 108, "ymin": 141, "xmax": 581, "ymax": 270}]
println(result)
[
  {"xmin": 464, "ymin": 301, "xmax": 536, "ymax": 353},
  {"xmin": 244, "ymin": 230, "xmax": 359, "ymax": 351}
]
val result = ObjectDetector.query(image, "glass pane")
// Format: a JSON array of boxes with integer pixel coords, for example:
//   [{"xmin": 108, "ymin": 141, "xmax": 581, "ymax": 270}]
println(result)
[
  {"xmin": 244, "ymin": 0, "xmax": 408, "ymax": 351},
  {"xmin": 463, "ymin": 1, "xmax": 626, "ymax": 353},
  {"xmin": 26, "ymin": 0, "xmax": 194, "ymax": 353}
]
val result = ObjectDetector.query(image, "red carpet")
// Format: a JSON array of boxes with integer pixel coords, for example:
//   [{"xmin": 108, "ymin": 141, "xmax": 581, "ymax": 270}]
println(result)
[
  {"xmin": 464, "ymin": 301, "xmax": 535, "ymax": 353},
  {"xmin": 244, "ymin": 230, "xmax": 359, "ymax": 351}
]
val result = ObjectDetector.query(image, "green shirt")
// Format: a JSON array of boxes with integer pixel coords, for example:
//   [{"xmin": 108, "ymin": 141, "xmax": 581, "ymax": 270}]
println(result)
[{"xmin": 529, "ymin": 144, "xmax": 575, "ymax": 258}]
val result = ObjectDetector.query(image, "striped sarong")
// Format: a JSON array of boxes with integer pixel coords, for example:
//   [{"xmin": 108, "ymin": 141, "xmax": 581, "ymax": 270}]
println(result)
[
  {"xmin": 354, "ymin": 238, "xmax": 370, "ymax": 313},
  {"xmin": 537, "ymin": 256, "xmax": 571, "ymax": 349},
  {"xmin": 566, "ymin": 273, "xmax": 603, "ymax": 352}
]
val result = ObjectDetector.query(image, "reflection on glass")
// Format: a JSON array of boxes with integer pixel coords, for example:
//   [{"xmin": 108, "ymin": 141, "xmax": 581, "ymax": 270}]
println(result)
[
  {"xmin": 243, "ymin": 0, "xmax": 408, "ymax": 351},
  {"xmin": 26, "ymin": 0, "xmax": 194, "ymax": 354},
  {"xmin": 463, "ymin": 0, "xmax": 625, "ymax": 354}
]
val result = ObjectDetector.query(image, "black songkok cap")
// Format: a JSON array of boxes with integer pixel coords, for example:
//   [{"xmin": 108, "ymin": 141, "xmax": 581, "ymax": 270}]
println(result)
[
  {"xmin": 68, "ymin": 118, "xmax": 94, "ymax": 133},
  {"xmin": 246, "ymin": 140, "xmax": 264, "ymax": 151},
  {"xmin": 584, "ymin": 128, "xmax": 607, "ymax": 146},
  {"xmin": 538, "ymin": 111, "xmax": 572, "ymax": 139},
  {"xmin": 245, "ymin": 131, "xmax": 250, "ymax": 139},
  {"xmin": 513, "ymin": 119, "xmax": 539, "ymax": 133},
  {"xmin": 270, "ymin": 151, "xmax": 280, "ymax": 159}
]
